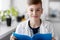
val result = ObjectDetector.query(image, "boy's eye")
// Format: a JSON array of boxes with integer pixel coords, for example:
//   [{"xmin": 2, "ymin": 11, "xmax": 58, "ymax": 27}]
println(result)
[
  {"xmin": 30, "ymin": 9, "xmax": 33, "ymax": 12},
  {"xmin": 36, "ymin": 9, "xmax": 40, "ymax": 11}
]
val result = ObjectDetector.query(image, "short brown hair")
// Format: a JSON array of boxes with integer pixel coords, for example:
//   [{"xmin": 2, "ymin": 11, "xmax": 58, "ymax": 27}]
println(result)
[{"xmin": 27, "ymin": 0, "xmax": 42, "ymax": 5}]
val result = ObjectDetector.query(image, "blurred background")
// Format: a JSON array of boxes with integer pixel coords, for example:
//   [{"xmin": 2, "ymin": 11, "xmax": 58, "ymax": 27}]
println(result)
[{"xmin": 0, "ymin": 0, "xmax": 60, "ymax": 40}]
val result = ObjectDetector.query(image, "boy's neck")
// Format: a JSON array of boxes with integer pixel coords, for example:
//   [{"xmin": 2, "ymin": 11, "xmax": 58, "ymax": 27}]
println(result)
[{"xmin": 30, "ymin": 19, "xmax": 41, "ymax": 28}]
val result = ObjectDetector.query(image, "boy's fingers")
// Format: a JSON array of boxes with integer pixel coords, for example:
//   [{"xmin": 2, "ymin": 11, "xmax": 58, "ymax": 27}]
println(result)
[{"xmin": 10, "ymin": 36, "xmax": 16, "ymax": 40}]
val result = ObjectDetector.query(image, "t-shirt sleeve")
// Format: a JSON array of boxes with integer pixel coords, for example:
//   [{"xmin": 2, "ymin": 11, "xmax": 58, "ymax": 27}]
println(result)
[
  {"xmin": 15, "ymin": 23, "xmax": 23, "ymax": 34},
  {"xmin": 48, "ymin": 22, "xmax": 56, "ymax": 38}
]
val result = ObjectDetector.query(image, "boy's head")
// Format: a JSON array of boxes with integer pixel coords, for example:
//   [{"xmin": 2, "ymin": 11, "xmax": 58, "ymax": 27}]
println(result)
[
  {"xmin": 27, "ymin": 0, "xmax": 43, "ymax": 20},
  {"xmin": 27, "ymin": 0, "xmax": 42, "ymax": 5}
]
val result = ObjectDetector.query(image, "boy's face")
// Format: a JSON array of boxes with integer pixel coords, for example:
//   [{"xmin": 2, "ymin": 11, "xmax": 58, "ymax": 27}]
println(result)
[{"xmin": 27, "ymin": 3, "xmax": 43, "ymax": 20}]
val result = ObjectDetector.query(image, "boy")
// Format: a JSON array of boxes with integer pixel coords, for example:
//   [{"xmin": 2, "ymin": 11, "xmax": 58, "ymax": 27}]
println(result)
[{"xmin": 10, "ymin": 0, "xmax": 55, "ymax": 40}]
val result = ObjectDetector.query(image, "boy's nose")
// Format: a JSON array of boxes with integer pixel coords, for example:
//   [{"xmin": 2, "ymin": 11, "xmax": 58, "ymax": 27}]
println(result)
[{"xmin": 33, "ymin": 11, "xmax": 36, "ymax": 15}]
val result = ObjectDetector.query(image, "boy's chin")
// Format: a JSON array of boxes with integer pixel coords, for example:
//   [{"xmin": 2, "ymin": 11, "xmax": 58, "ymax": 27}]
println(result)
[{"xmin": 32, "ymin": 18, "xmax": 39, "ymax": 20}]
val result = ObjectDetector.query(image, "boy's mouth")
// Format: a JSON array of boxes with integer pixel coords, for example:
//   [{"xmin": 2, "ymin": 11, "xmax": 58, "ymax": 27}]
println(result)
[{"xmin": 32, "ymin": 16, "xmax": 38, "ymax": 18}]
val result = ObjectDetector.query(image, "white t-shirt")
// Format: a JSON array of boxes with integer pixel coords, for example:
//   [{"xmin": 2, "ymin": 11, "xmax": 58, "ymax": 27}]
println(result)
[{"xmin": 15, "ymin": 19, "xmax": 55, "ymax": 37}]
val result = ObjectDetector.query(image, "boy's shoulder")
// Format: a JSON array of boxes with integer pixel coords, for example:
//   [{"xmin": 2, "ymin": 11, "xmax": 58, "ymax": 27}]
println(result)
[
  {"xmin": 42, "ymin": 20, "xmax": 54, "ymax": 28},
  {"xmin": 17, "ymin": 19, "xmax": 29, "ymax": 27},
  {"xmin": 42, "ymin": 20, "xmax": 52, "ymax": 25},
  {"xmin": 19, "ymin": 19, "xmax": 28, "ymax": 25}
]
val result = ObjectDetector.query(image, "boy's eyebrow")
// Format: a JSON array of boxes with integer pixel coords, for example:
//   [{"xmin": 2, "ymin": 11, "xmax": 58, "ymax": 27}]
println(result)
[
  {"xmin": 29, "ymin": 7, "xmax": 42, "ymax": 10},
  {"xmin": 30, "ymin": 8, "xmax": 33, "ymax": 9},
  {"xmin": 37, "ymin": 8, "xmax": 42, "ymax": 9}
]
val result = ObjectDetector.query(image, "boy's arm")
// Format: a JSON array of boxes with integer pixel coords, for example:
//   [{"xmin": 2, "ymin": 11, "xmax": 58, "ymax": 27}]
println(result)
[
  {"xmin": 10, "ymin": 34, "xmax": 17, "ymax": 40},
  {"xmin": 52, "ymin": 37, "xmax": 56, "ymax": 40},
  {"xmin": 49, "ymin": 23, "xmax": 56, "ymax": 40}
]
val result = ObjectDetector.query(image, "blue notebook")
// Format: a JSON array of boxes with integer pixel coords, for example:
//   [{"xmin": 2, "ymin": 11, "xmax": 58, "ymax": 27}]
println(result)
[{"xmin": 13, "ymin": 33, "xmax": 52, "ymax": 40}]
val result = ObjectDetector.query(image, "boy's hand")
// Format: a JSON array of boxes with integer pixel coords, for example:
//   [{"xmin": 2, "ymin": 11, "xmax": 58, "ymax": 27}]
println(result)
[
  {"xmin": 10, "ymin": 36, "xmax": 17, "ymax": 40},
  {"xmin": 52, "ymin": 37, "xmax": 56, "ymax": 40}
]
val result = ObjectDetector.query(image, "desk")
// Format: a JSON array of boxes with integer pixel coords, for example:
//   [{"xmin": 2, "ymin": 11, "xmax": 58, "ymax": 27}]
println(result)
[{"xmin": 0, "ymin": 21, "xmax": 18, "ymax": 39}]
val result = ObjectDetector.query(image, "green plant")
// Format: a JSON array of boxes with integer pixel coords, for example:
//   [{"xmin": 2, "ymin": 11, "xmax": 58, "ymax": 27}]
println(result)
[
  {"xmin": 1, "ymin": 15, "xmax": 6, "ymax": 21},
  {"xmin": 4, "ymin": 10, "xmax": 11, "ymax": 15},
  {"xmin": 0, "ymin": 7, "xmax": 18, "ymax": 21},
  {"xmin": 10, "ymin": 7, "xmax": 18, "ymax": 17},
  {"xmin": 0, "ymin": 11, "xmax": 1, "ymax": 14},
  {"xmin": 0, "ymin": 11, "xmax": 6, "ymax": 21}
]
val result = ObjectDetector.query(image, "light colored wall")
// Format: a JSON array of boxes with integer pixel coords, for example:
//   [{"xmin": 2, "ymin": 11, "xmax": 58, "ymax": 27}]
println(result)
[
  {"xmin": 49, "ymin": 2, "xmax": 60, "ymax": 11},
  {"xmin": 0, "ymin": 0, "xmax": 11, "ymax": 11}
]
